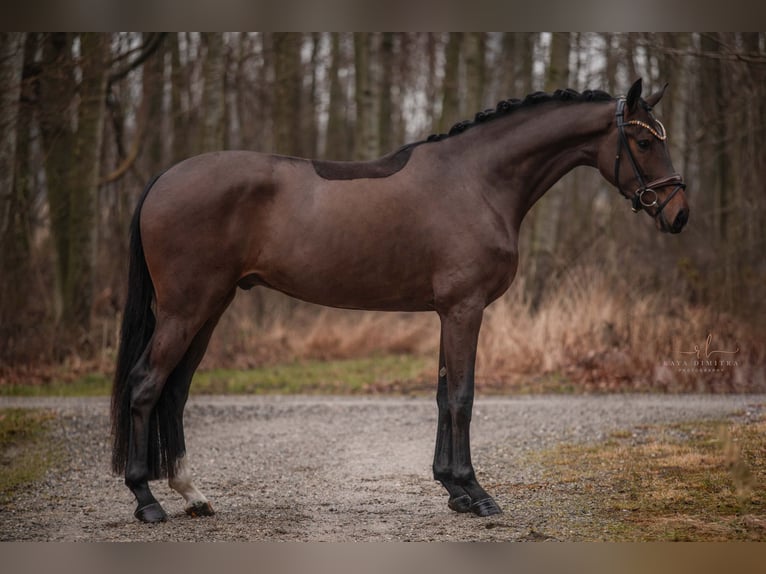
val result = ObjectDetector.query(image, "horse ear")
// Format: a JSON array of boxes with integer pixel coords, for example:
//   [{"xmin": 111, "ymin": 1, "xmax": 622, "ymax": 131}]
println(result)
[
  {"xmin": 626, "ymin": 78, "xmax": 643, "ymax": 112},
  {"xmin": 644, "ymin": 83, "xmax": 668, "ymax": 108}
]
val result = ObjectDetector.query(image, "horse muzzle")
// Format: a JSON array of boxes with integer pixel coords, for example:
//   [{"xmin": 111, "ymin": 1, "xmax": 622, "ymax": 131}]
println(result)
[{"xmin": 656, "ymin": 200, "xmax": 689, "ymax": 234}]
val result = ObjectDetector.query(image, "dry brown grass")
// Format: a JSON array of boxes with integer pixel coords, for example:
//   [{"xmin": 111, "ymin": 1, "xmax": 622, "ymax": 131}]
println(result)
[{"xmin": 476, "ymin": 266, "xmax": 765, "ymax": 393}]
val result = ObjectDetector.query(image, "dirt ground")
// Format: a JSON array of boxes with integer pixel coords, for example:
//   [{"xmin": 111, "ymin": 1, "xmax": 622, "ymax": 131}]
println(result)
[{"xmin": 1, "ymin": 394, "xmax": 763, "ymax": 541}]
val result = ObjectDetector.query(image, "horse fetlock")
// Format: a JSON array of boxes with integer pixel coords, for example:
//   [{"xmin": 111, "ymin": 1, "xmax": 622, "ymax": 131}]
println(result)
[
  {"xmin": 124, "ymin": 472, "xmax": 148, "ymax": 490},
  {"xmin": 432, "ymin": 463, "xmax": 452, "ymax": 482},
  {"xmin": 448, "ymin": 494, "xmax": 472, "ymax": 513},
  {"xmin": 452, "ymin": 466, "xmax": 477, "ymax": 486}
]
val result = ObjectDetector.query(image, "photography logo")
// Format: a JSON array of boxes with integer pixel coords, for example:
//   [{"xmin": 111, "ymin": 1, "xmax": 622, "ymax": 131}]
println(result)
[{"xmin": 664, "ymin": 333, "xmax": 740, "ymax": 373}]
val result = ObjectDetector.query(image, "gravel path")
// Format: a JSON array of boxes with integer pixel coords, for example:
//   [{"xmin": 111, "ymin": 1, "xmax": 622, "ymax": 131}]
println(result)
[{"xmin": 1, "ymin": 394, "xmax": 764, "ymax": 541}]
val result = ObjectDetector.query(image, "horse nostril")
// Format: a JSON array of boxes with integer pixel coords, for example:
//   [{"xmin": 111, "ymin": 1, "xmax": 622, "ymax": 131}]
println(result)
[{"xmin": 672, "ymin": 208, "xmax": 689, "ymax": 232}]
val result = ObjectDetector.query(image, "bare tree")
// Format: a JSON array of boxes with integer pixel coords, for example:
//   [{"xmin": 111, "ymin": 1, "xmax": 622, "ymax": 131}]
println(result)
[
  {"xmin": 272, "ymin": 33, "xmax": 303, "ymax": 156},
  {"xmin": 142, "ymin": 32, "xmax": 165, "ymax": 172},
  {"xmin": 378, "ymin": 32, "xmax": 395, "ymax": 153},
  {"xmin": 201, "ymin": 32, "xmax": 226, "ymax": 152},
  {"xmin": 0, "ymin": 32, "xmax": 28, "ymax": 346},
  {"xmin": 37, "ymin": 33, "xmax": 109, "ymax": 333},
  {"xmin": 463, "ymin": 32, "xmax": 487, "ymax": 116},
  {"xmin": 0, "ymin": 33, "xmax": 25, "ymax": 239},
  {"xmin": 353, "ymin": 33, "xmax": 379, "ymax": 160},
  {"xmin": 65, "ymin": 33, "xmax": 109, "ymax": 331},
  {"xmin": 438, "ymin": 32, "xmax": 463, "ymax": 133},
  {"xmin": 326, "ymin": 33, "xmax": 351, "ymax": 159},
  {"xmin": 527, "ymin": 32, "xmax": 571, "ymax": 309}
]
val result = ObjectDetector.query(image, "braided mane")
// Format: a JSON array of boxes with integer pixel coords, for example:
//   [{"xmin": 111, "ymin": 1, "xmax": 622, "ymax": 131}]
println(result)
[{"xmin": 426, "ymin": 88, "xmax": 614, "ymax": 142}]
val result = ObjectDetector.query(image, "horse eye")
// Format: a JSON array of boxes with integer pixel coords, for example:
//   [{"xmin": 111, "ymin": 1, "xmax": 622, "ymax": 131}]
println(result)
[{"xmin": 637, "ymin": 139, "xmax": 651, "ymax": 150}]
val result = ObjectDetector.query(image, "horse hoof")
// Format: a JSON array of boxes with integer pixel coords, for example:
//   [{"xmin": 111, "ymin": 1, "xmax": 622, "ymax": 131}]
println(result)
[
  {"xmin": 471, "ymin": 497, "xmax": 502, "ymax": 517},
  {"xmin": 135, "ymin": 502, "xmax": 168, "ymax": 523},
  {"xmin": 186, "ymin": 500, "xmax": 215, "ymax": 517},
  {"xmin": 448, "ymin": 494, "xmax": 472, "ymax": 513}
]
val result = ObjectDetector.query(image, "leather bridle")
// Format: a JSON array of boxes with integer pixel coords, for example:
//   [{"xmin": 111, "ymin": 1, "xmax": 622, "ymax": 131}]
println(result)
[{"xmin": 614, "ymin": 98, "xmax": 686, "ymax": 217}]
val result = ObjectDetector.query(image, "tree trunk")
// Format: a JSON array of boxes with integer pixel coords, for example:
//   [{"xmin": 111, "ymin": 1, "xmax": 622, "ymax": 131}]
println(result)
[
  {"xmin": 378, "ymin": 32, "xmax": 395, "ymax": 153},
  {"xmin": 516, "ymin": 33, "xmax": 535, "ymax": 96},
  {"xmin": 527, "ymin": 32, "xmax": 571, "ymax": 310},
  {"xmin": 425, "ymin": 33, "xmax": 440, "ymax": 132},
  {"xmin": 499, "ymin": 33, "xmax": 516, "ymax": 98},
  {"xmin": 170, "ymin": 33, "xmax": 189, "ymax": 162},
  {"xmin": 142, "ymin": 32, "xmax": 165, "ymax": 173},
  {"xmin": 326, "ymin": 33, "xmax": 349, "ymax": 159},
  {"xmin": 0, "ymin": 32, "xmax": 28, "ymax": 350},
  {"xmin": 603, "ymin": 33, "xmax": 617, "ymax": 94},
  {"xmin": 700, "ymin": 33, "xmax": 730, "ymax": 243},
  {"xmin": 302, "ymin": 33, "xmax": 320, "ymax": 159},
  {"xmin": 39, "ymin": 33, "xmax": 108, "ymax": 334},
  {"xmin": 39, "ymin": 33, "xmax": 76, "ymax": 322},
  {"xmin": 740, "ymin": 33, "xmax": 765, "ymax": 250},
  {"xmin": 272, "ymin": 33, "xmax": 303, "ymax": 156},
  {"xmin": 201, "ymin": 32, "xmax": 226, "ymax": 152},
  {"xmin": 623, "ymin": 33, "xmax": 640, "ymax": 83},
  {"xmin": 65, "ymin": 33, "xmax": 108, "ymax": 332},
  {"xmin": 464, "ymin": 32, "xmax": 487, "ymax": 115},
  {"xmin": 0, "ymin": 33, "xmax": 25, "ymax": 238},
  {"xmin": 438, "ymin": 32, "xmax": 463, "ymax": 133},
  {"xmin": 353, "ymin": 33, "xmax": 378, "ymax": 160}
]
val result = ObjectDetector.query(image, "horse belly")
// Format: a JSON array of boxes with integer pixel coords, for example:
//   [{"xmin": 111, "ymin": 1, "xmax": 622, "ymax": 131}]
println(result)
[
  {"xmin": 248, "ymin": 204, "xmax": 437, "ymax": 312},
  {"xmin": 257, "ymin": 247, "xmax": 435, "ymax": 312}
]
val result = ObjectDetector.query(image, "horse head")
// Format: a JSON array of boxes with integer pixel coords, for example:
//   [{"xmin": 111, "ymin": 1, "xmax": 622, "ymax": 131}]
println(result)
[{"xmin": 599, "ymin": 78, "xmax": 690, "ymax": 234}]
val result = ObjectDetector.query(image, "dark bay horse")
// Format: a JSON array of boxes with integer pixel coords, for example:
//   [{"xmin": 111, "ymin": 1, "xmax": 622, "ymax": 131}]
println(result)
[{"xmin": 111, "ymin": 78, "xmax": 689, "ymax": 523}]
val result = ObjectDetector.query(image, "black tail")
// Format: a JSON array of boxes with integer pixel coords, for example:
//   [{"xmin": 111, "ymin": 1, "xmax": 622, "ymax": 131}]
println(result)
[{"xmin": 111, "ymin": 173, "xmax": 173, "ymax": 478}]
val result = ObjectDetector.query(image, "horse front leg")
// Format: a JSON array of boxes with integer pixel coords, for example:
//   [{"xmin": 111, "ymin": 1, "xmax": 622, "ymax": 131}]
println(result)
[
  {"xmin": 436, "ymin": 302, "xmax": 502, "ymax": 517},
  {"xmin": 433, "ymin": 326, "xmax": 471, "ymax": 513}
]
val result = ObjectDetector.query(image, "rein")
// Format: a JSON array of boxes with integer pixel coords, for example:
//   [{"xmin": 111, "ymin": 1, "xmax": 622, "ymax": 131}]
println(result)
[{"xmin": 613, "ymin": 98, "xmax": 685, "ymax": 217}]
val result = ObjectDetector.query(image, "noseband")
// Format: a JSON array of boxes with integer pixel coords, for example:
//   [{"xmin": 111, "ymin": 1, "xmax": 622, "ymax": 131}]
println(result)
[{"xmin": 614, "ymin": 98, "xmax": 685, "ymax": 217}]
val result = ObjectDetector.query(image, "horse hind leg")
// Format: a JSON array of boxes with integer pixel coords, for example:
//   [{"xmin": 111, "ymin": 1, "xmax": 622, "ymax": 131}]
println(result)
[
  {"xmin": 127, "ymin": 286, "xmax": 237, "ymax": 523},
  {"xmin": 166, "ymin": 290, "xmax": 235, "ymax": 517},
  {"xmin": 169, "ymin": 455, "xmax": 213, "ymax": 517},
  {"xmin": 124, "ymin": 313, "xmax": 200, "ymax": 523}
]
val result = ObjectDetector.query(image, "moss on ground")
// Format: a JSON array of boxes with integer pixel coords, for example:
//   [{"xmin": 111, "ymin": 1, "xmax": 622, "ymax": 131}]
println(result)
[
  {"xmin": 0, "ymin": 409, "xmax": 58, "ymax": 504},
  {"xmin": 535, "ymin": 413, "xmax": 766, "ymax": 541}
]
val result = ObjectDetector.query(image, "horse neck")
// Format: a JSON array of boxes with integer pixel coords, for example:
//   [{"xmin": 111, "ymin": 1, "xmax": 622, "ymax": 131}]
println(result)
[{"xmin": 450, "ymin": 101, "xmax": 615, "ymax": 225}]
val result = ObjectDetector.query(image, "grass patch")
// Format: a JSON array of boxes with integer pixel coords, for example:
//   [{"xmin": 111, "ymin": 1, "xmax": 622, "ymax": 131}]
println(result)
[
  {"xmin": 193, "ymin": 355, "xmax": 432, "ymax": 395},
  {"xmin": 0, "ymin": 355, "xmax": 432, "ymax": 397},
  {"xmin": 0, "ymin": 409, "xmax": 58, "ymax": 504},
  {"xmin": 536, "ymin": 411, "xmax": 766, "ymax": 541},
  {"xmin": 0, "ymin": 372, "xmax": 111, "ymax": 397}
]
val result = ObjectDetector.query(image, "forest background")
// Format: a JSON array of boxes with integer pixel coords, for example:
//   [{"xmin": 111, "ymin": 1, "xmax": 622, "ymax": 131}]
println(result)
[{"xmin": 0, "ymin": 32, "xmax": 764, "ymax": 393}]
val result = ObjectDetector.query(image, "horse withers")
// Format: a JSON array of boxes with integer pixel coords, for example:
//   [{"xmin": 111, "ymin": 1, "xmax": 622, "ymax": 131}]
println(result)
[{"xmin": 111, "ymin": 78, "xmax": 688, "ymax": 523}]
